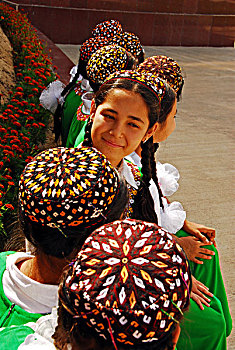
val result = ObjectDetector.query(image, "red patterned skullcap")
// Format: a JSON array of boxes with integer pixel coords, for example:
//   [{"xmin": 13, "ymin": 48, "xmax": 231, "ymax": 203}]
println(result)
[
  {"xmin": 63, "ymin": 219, "xmax": 191, "ymax": 346},
  {"xmin": 19, "ymin": 146, "xmax": 120, "ymax": 230},
  {"xmin": 138, "ymin": 55, "xmax": 184, "ymax": 94},
  {"xmin": 112, "ymin": 31, "xmax": 144, "ymax": 59},
  {"xmin": 79, "ymin": 36, "xmax": 111, "ymax": 63},
  {"xmin": 103, "ymin": 70, "xmax": 168, "ymax": 102},
  {"xmin": 91, "ymin": 19, "xmax": 123, "ymax": 38},
  {"xmin": 86, "ymin": 45, "xmax": 129, "ymax": 85}
]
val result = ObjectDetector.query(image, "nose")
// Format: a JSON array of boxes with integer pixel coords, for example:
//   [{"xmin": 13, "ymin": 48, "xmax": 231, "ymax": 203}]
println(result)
[{"xmin": 109, "ymin": 121, "xmax": 123, "ymax": 138}]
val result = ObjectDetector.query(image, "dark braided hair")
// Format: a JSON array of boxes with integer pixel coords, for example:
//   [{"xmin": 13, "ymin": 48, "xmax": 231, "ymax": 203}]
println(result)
[{"xmin": 82, "ymin": 78, "xmax": 176, "ymax": 225}]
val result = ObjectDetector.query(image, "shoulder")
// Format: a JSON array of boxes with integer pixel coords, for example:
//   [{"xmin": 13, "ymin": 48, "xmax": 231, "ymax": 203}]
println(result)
[
  {"xmin": 0, "ymin": 251, "xmax": 16, "ymax": 267},
  {"xmin": 0, "ymin": 324, "xmax": 34, "ymax": 350}
]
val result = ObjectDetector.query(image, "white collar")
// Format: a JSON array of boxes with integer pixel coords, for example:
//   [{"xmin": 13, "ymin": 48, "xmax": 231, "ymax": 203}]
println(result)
[
  {"xmin": 81, "ymin": 91, "xmax": 94, "ymax": 114},
  {"xmin": 3, "ymin": 252, "xmax": 58, "ymax": 314},
  {"xmin": 119, "ymin": 160, "xmax": 138, "ymax": 189},
  {"xmin": 125, "ymin": 152, "xmax": 142, "ymax": 168}
]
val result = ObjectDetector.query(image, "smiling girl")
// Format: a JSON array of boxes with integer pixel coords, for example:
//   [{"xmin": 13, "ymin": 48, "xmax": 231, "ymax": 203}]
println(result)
[{"xmin": 75, "ymin": 70, "xmax": 228, "ymax": 350}]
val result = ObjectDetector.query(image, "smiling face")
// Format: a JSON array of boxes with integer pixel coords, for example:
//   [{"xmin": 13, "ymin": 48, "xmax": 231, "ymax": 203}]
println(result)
[
  {"xmin": 91, "ymin": 89, "xmax": 155, "ymax": 167},
  {"xmin": 153, "ymin": 97, "xmax": 177, "ymax": 143}
]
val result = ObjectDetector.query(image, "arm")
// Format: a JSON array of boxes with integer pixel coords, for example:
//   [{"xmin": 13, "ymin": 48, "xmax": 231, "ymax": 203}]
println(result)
[
  {"xmin": 190, "ymin": 275, "xmax": 213, "ymax": 310},
  {"xmin": 183, "ymin": 219, "xmax": 216, "ymax": 245},
  {"xmin": 174, "ymin": 235, "xmax": 215, "ymax": 264}
]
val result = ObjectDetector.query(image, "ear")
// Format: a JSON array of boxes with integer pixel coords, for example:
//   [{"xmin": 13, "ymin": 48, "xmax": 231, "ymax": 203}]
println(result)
[
  {"xmin": 90, "ymin": 99, "xmax": 96, "ymax": 119},
  {"xmin": 143, "ymin": 122, "xmax": 160, "ymax": 141}
]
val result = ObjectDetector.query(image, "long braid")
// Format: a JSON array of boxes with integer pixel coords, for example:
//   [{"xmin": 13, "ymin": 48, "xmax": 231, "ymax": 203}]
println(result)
[
  {"xmin": 132, "ymin": 138, "xmax": 158, "ymax": 224},
  {"xmin": 150, "ymin": 141, "xmax": 164, "ymax": 208},
  {"xmin": 82, "ymin": 117, "xmax": 93, "ymax": 147},
  {"xmin": 53, "ymin": 71, "xmax": 81, "ymax": 143}
]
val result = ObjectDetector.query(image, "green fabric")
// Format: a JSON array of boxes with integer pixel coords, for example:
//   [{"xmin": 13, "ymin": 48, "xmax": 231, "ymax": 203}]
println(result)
[
  {"xmin": 74, "ymin": 119, "xmax": 88, "ymax": 148},
  {"xmin": 178, "ymin": 297, "xmax": 227, "ymax": 350},
  {"xmin": 0, "ymin": 251, "xmax": 45, "ymax": 327},
  {"xmin": 66, "ymin": 108, "xmax": 89, "ymax": 148},
  {"xmin": 0, "ymin": 324, "xmax": 34, "ymax": 350},
  {"xmin": 176, "ymin": 229, "xmax": 232, "ymax": 337},
  {"xmin": 61, "ymin": 89, "xmax": 82, "ymax": 146}
]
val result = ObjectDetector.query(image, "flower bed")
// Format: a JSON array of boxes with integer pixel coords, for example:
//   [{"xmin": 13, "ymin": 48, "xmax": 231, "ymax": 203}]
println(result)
[{"xmin": 0, "ymin": 3, "xmax": 57, "ymax": 240}]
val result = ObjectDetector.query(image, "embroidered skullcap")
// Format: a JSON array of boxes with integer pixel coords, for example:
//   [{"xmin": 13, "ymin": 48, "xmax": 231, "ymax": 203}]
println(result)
[
  {"xmin": 103, "ymin": 70, "xmax": 167, "ymax": 102},
  {"xmin": 112, "ymin": 32, "xmax": 144, "ymax": 58},
  {"xmin": 63, "ymin": 219, "xmax": 190, "ymax": 346},
  {"xmin": 19, "ymin": 146, "xmax": 120, "ymax": 230},
  {"xmin": 138, "ymin": 56, "xmax": 184, "ymax": 94},
  {"xmin": 91, "ymin": 19, "xmax": 123, "ymax": 38},
  {"xmin": 86, "ymin": 45, "xmax": 129, "ymax": 85},
  {"xmin": 79, "ymin": 36, "xmax": 111, "ymax": 63}
]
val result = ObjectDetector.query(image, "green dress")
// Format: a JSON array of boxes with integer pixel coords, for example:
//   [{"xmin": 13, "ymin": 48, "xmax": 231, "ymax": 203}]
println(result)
[
  {"xmin": 0, "ymin": 325, "xmax": 34, "ymax": 350},
  {"xmin": 61, "ymin": 87, "xmax": 82, "ymax": 146},
  {"xmin": 66, "ymin": 92, "xmax": 93, "ymax": 148}
]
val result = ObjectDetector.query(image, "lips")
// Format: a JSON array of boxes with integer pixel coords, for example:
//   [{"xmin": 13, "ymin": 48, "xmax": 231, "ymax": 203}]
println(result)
[{"xmin": 102, "ymin": 137, "xmax": 123, "ymax": 148}]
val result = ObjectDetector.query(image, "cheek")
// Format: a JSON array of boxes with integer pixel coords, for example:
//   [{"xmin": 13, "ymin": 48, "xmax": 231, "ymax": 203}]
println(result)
[{"xmin": 126, "ymin": 128, "xmax": 147, "ymax": 148}]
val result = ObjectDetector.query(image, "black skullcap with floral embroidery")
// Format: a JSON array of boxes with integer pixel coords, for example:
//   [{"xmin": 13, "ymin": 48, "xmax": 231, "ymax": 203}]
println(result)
[
  {"xmin": 103, "ymin": 70, "xmax": 168, "ymax": 102},
  {"xmin": 62, "ymin": 219, "xmax": 191, "ymax": 347},
  {"xmin": 19, "ymin": 146, "xmax": 120, "ymax": 230},
  {"xmin": 112, "ymin": 31, "xmax": 144, "ymax": 59},
  {"xmin": 91, "ymin": 19, "xmax": 123, "ymax": 38},
  {"xmin": 138, "ymin": 55, "xmax": 184, "ymax": 94},
  {"xmin": 79, "ymin": 36, "xmax": 111, "ymax": 63},
  {"xmin": 86, "ymin": 45, "xmax": 129, "ymax": 85}
]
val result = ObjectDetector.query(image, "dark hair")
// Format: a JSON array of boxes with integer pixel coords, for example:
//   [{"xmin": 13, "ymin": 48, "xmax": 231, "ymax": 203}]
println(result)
[
  {"xmin": 19, "ymin": 176, "xmax": 128, "ymax": 258},
  {"xmin": 136, "ymin": 50, "xmax": 145, "ymax": 64},
  {"xmin": 83, "ymin": 78, "xmax": 176, "ymax": 225},
  {"xmin": 53, "ymin": 278, "xmax": 182, "ymax": 350},
  {"xmin": 176, "ymin": 79, "xmax": 184, "ymax": 101}
]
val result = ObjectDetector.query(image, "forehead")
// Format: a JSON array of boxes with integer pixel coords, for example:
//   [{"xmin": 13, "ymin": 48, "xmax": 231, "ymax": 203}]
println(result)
[{"xmin": 102, "ymin": 88, "xmax": 146, "ymax": 108}]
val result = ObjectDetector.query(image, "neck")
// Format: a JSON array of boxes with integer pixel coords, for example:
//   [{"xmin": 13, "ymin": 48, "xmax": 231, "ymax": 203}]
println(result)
[
  {"xmin": 135, "ymin": 144, "xmax": 142, "ymax": 157},
  {"xmin": 18, "ymin": 252, "xmax": 69, "ymax": 285}
]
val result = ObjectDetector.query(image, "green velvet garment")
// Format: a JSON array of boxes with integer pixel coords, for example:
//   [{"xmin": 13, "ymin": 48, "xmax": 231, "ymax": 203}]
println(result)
[
  {"xmin": 61, "ymin": 89, "xmax": 82, "ymax": 146},
  {"xmin": 176, "ymin": 230, "xmax": 232, "ymax": 350},
  {"xmin": 0, "ymin": 325, "xmax": 34, "ymax": 350},
  {"xmin": 66, "ymin": 106, "xmax": 89, "ymax": 148}
]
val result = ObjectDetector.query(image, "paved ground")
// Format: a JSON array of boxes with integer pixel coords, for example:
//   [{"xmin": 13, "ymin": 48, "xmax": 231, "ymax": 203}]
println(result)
[{"xmin": 57, "ymin": 44, "xmax": 235, "ymax": 348}]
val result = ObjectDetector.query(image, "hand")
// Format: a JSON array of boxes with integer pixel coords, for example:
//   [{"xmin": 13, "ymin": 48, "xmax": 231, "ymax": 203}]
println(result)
[
  {"xmin": 183, "ymin": 219, "xmax": 216, "ymax": 245},
  {"xmin": 177, "ymin": 236, "xmax": 215, "ymax": 264},
  {"xmin": 190, "ymin": 276, "xmax": 213, "ymax": 310}
]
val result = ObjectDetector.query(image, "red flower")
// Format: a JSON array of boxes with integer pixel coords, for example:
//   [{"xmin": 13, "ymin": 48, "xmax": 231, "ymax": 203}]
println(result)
[{"xmin": 5, "ymin": 204, "xmax": 14, "ymax": 211}]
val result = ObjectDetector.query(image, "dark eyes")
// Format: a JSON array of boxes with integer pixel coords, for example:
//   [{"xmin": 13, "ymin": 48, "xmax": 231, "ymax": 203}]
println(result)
[
  {"xmin": 103, "ymin": 114, "xmax": 139, "ymax": 129},
  {"xmin": 129, "ymin": 122, "xmax": 139, "ymax": 128}
]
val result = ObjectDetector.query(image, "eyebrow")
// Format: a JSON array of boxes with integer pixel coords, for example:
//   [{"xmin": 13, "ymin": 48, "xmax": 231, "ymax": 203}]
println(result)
[{"xmin": 102, "ymin": 108, "xmax": 145, "ymax": 124}]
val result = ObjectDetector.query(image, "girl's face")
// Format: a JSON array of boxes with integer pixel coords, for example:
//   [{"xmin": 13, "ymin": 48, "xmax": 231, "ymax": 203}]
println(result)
[
  {"xmin": 91, "ymin": 89, "xmax": 155, "ymax": 167},
  {"xmin": 153, "ymin": 98, "xmax": 177, "ymax": 143}
]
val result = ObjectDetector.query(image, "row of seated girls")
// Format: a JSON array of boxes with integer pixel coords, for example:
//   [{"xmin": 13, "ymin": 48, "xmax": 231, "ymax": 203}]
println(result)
[
  {"xmin": 0, "ymin": 146, "xmax": 191, "ymax": 350},
  {"xmin": 41, "ymin": 19, "xmax": 232, "ymax": 349},
  {"xmin": 0, "ymin": 19, "xmax": 231, "ymax": 349}
]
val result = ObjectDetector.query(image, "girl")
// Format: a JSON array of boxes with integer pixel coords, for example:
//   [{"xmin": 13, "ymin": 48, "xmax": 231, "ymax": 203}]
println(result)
[
  {"xmin": 57, "ymin": 36, "xmax": 110, "ymax": 145},
  {"xmin": 17, "ymin": 219, "xmax": 191, "ymax": 350},
  {"xmin": 137, "ymin": 55, "xmax": 232, "ymax": 340},
  {"xmin": 0, "ymin": 146, "xmax": 127, "ymax": 330},
  {"xmin": 66, "ymin": 44, "xmax": 136, "ymax": 148},
  {"xmin": 75, "ymin": 70, "xmax": 229, "ymax": 349}
]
